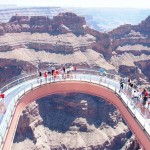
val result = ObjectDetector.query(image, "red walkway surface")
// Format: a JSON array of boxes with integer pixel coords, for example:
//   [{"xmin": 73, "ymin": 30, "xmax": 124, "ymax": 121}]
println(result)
[{"xmin": 2, "ymin": 81, "xmax": 150, "ymax": 150}]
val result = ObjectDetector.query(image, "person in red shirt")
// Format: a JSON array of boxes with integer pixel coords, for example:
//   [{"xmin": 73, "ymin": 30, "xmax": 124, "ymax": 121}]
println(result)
[
  {"xmin": 0, "ymin": 93, "xmax": 5, "ymax": 99},
  {"xmin": 53, "ymin": 69, "xmax": 59, "ymax": 79},
  {"xmin": 44, "ymin": 72, "xmax": 47, "ymax": 78},
  {"xmin": 44, "ymin": 72, "xmax": 47, "ymax": 82},
  {"xmin": 55, "ymin": 69, "xmax": 59, "ymax": 75},
  {"xmin": 142, "ymin": 89, "xmax": 148, "ymax": 106},
  {"xmin": 74, "ymin": 66, "xmax": 76, "ymax": 71}
]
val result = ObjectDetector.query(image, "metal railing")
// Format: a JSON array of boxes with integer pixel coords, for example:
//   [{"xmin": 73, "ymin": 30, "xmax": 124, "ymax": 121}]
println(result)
[{"xmin": 0, "ymin": 70, "xmax": 149, "ymax": 149}]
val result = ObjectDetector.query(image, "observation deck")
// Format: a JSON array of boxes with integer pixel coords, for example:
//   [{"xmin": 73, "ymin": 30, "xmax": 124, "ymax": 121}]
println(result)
[{"xmin": 0, "ymin": 69, "xmax": 150, "ymax": 150}]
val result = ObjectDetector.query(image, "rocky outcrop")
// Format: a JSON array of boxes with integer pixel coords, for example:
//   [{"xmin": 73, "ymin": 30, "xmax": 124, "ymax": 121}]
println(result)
[
  {"xmin": 0, "ymin": 25, "xmax": 5, "ymax": 36},
  {"xmin": 118, "ymin": 65, "xmax": 145, "ymax": 83},
  {"xmin": 14, "ymin": 102, "xmax": 42, "ymax": 141},
  {"xmin": 84, "ymin": 26, "xmax": 112, "ymax": 59},
  {"xmin": 134, "ymin": 16, "xmax": 150, "ymax": 35},
  {"xmin": 0, "ymin": 12, "xmax": 112, "ymax": 58},
  {"xmin": 121, "ymin": 135, "xmax": 141, "ymax": 150},
  {"xmin": 109, "ymin": 24, "xmax": 132, "ymax": 39},
  {"xmin": 111, "ymin": 38, "xmax": 150, "ymax": 54},
  {"xmin": 109, "ymin": 15, "xmax": 150, "ymax": 56},
  {"xmin": 0, "ymin": 59, "xmax": 36, "ymax": 84},
  {"xmin": 135, "ymin": 60, "xmax": 150, "ymax": 82},
  {"xmin": 0, "ymin": 32, "xmax": 96, "ymax": 54},
  {"xmin": 9, "ymin": 16, "xmax": 30, "ymax": 24},
  {"xmin": 108, "ymin": 15, "xmax": 150, "ymax": 83},
  {"xmin": 109, "ymin": 15, "xmax": 150, "ymax": 39},
  {"xmin": 53, "ymin": 12, "xmax": 86, "ymax": 35},
  {"xmin": 0, "ymin": 12, "xmax": 85, "ymax": 35},
  {"xmin": 0, "ymin": 59, "xmax": 23, "ymax": 83},
  {"xmin": 110, "ymin": 25, "xmax": 149, "ymax": 54},
  {"xmin": 12, "ymin": 93, "xmax": 133, "ymax": 150}
]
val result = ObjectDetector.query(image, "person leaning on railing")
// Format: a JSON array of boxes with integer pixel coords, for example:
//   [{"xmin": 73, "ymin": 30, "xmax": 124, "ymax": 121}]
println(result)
[
  {"xmin": 132, "ymin": 90, "xmax": 139, "ymax": 105},
  {"xmin": 142, "ymin": 89, "xmax": 149, "ymax": 107},
  {"xmin": 44, "ymin": 72, "xmax": 48, "ymax": 82},
  {"xmin": 39, "ymin": 71, "xmax": 42, "ymax": 77},
  {"xmin": 147, "ymin": 96, "xmax": 150, "ymax": 109},
  {"xmin": 119, "ymin": 78, "xmax": 124, "ymax": 92},
  {"xmin": 37, "ymin": 71, "xmax": 42, "ymax": 84},
  {"xmin": 0, "ymin": 91, "xmax": 5, "ymax": 101}
]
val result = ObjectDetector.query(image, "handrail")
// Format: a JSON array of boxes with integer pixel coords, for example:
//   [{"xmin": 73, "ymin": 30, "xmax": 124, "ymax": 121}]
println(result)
[
  {"xmin": 0, "ymin": 68, "xmax": 118, "ymax": 94},
  {"xmin": 0, "ymin": 71, "xmax": 36, "ymax": 90},
  {"xmin": 0, "ymin": 70, "xmax": 149, "ymax": 149},
  {"xmin": 0, "ymin": 73, "xmax": 38, "ymax": 94}
]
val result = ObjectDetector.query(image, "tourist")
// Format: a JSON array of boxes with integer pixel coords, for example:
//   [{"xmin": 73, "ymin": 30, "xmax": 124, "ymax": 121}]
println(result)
[
  {"xmin": 48, "ymin": 65, "xmax": 52, "ymax": 75},
  {"xmin": 136, "ymin": 89, "xmax": 141, "ymax": 103},
  {"xmin": 39, "ymin": 71, "xmax": 42, "ymax": 77},
  {"xmin": 62, "ymin": 65, "xmax": 65, "ymax": 73},
  {"xmin": 44, "ymin": 72, "xmax": 47, "ymax": 82},
  {"xmin": 74, "ymin": 65, "xmax": 77, "ymax": 71},
  {"xmin": 132, "ymin": 90, "xmax": 138, "ymax": 105},
  {"xmin": 128, "ymin": 78, "xmax": 131, "ymax": 84},
  {"xmin": 142, "ymin": 89, "xmax": 149, "ymax": 107},
  {"xmin": 37, "ymin": 71, "xmax": 42, "ymax": 84},
  {"xmin": 65, "ymin": 66, "xmax": 69, "ymax": 78},
  {"xmin": 129, "ymin": 81, "xmax": 134, "ymax": 88},
  {"xmin": 53, "ymin": 69, "xmax": 59, "ymax": 79},
  {"xmin": 70, "ymin": 65, "xmax": 74, "ymax": 72},
  {"xmin": 51, "ymin": 65, "xmax": 55, "ymax": 75},
  {"xmin": 119, "ymin": 78, "xmax": 124, "ymax": 92},
  {"xmin": 147, "ymin": 96, "xmax": 150, "ymax": 109},
  {"xmin": 0, "ymin": 93, "xmax": 5, "ymax": 99},
  {"xmin": 0, "ymin": 91, "xmax": 5, "ymax": 105},
  {"xmin": 128, "ymin": 78, "xmax": 132, "ymax": 88},
  {"xmin": 55, "ymin": 69, "xmax": 59, "ymax": 76},
  {"xmin": 60, "ymin": 65, "xmax": 66, "ymax": 79}
]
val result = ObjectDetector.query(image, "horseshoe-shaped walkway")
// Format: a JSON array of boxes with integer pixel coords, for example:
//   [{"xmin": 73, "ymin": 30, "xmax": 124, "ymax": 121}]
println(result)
[{"xmin": 0, "ymin": 71, "xmax": 150, "ymax": 150}]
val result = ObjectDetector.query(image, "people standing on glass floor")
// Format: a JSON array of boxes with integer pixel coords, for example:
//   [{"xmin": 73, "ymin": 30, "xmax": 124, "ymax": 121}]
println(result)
[{"xmin": 119, "ymin": 78, "xmax": 124, "ymax": 92}]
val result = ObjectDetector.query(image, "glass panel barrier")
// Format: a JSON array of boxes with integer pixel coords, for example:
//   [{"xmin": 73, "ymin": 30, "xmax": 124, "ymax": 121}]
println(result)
[{"xmin": 0, "ymin": 71, "xmax": 150, "ymax": 149}]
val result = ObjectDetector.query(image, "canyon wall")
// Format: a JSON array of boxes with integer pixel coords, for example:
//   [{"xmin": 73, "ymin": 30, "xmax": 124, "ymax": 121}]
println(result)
[{"xmin": 12, "ymin": 93, "xmax": 136, "ymax": 150}]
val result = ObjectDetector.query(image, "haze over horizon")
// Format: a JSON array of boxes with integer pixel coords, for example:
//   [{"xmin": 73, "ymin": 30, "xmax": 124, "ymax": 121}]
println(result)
[{"xmin": 0, "ymin": 0, "xmax": 150, "ymax": 9}]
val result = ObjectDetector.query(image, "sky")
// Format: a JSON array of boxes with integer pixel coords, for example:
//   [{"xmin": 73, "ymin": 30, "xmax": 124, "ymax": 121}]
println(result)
[{"xmin": 0, "ymin": 0, "xmax": 150, "ymax": 8}]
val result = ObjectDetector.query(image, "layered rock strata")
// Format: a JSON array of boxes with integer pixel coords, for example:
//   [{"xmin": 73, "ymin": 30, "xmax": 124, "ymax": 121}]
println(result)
[
  {"xmin": 0, "ymin": 12, "xmax": 150, "ymax": 84},
  {"xmin": 12, "ymin": 93, "xmax": 134, "ymax": 150}
]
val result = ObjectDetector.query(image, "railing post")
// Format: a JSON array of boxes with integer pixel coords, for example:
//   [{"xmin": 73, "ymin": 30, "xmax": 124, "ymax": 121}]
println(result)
[{"xmin": 127, "ymin": 99, "xmax": 129, "ymax": 107}]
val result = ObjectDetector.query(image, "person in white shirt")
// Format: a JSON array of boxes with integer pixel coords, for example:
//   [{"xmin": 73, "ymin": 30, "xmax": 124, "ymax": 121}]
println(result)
[{"xmin": 132, "ymin": 90, "xmax": 138, "ymax": 104}]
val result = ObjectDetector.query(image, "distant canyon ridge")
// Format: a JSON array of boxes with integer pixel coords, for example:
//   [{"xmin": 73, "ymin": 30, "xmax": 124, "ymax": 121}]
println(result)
[{"xmin": 0, "ymin": 12, "xmax": 150, "ymax": 86}]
